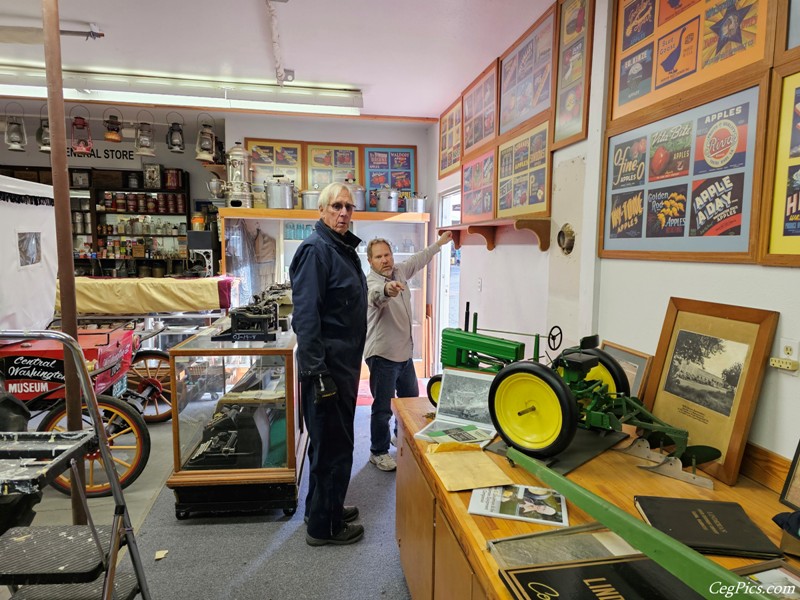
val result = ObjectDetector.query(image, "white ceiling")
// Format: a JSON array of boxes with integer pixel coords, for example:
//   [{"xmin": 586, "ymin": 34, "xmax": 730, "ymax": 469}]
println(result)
[{"xmin": 0, "ymin": 0, "xmax": 550, "ymax": 119}]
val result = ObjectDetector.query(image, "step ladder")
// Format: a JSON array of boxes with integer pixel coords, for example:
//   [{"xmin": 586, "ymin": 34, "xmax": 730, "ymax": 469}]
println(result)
[{"xmin": 0, "ymin": 330, "xmax": 151, "ymax": 600}]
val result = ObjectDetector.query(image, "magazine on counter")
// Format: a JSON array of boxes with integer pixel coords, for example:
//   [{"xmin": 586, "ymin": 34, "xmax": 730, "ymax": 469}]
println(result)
[{"xmin": 468, "ymin": 484, "xmax": 569, "ymax": 527}]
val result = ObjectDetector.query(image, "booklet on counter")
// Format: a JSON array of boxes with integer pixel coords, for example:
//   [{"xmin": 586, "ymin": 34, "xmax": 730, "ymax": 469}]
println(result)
[
  {"xmin": 468, "ymin": 484, "xmax": 569, "ymax": 527},
  {"xmin": 415, "ymin": 368, "xmax": 497, "ymax": 448}
]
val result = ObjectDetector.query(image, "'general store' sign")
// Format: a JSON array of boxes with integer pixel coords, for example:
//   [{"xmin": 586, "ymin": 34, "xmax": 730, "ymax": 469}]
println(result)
[{"xmin": 67, "ymin": 140, "xmax": 142, "ymax": 169}]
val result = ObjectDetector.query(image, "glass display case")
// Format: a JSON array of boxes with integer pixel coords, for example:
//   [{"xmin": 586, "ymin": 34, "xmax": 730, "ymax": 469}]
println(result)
[
  {"xmin": 166, "ymin": 317, "xmax": 305, "ymax": 519},
  {"xmin": 219, "ymin": 208, "xmax": 430, "ymax": 374}
]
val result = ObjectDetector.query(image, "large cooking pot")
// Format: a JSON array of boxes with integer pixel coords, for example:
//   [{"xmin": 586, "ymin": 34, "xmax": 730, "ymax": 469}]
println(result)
[
  {"xmin": 377, "ymin": 186, "xmax": 399, "ymax": 212},
  {"xmin": 343, "ymin": 180, "xmax": 366, "ymax": 211},
  {"xmin": 408, "ymin": 194, "xmax": 427, "ymax": 213},
  {"xmin": 267, "ymin": 178, "xmax": 294, "ymax": 209},
  {"xmin": 302, "ymin": 189, "xmax": 321, "ymax": 210}
]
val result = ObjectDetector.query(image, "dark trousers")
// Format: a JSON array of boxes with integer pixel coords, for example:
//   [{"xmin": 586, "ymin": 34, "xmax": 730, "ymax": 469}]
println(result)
[
  {"xmin": 365, "ymin": 356, "xmax": 419, "ymax": 455},
  {"xmin": 302, "ymin": 373, "xmax": 357, "ymax": 539}
]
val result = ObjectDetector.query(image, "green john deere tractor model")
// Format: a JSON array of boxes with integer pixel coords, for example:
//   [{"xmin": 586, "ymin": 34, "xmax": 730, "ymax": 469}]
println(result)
[{"xmin": 428, "ymin": 312, "xmax": 720, "ymax": 484}]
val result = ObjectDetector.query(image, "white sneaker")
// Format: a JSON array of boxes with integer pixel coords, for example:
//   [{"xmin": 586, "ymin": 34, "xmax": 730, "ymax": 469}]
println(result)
[{"xmin": 369, "ymin": 453, "xmax": 397, "ymax": 471}]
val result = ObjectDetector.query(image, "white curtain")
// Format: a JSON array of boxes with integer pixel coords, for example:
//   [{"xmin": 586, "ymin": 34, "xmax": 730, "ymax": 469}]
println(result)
[{"xmin": 0, "ymin": 175, "xmax": 57, "ymax": 331}]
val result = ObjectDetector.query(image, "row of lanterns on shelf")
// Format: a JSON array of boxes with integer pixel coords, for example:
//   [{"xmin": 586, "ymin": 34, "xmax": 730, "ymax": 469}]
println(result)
[{"xmin": 3, "ymin": 102, "xmax": 218, "ymax": 162}]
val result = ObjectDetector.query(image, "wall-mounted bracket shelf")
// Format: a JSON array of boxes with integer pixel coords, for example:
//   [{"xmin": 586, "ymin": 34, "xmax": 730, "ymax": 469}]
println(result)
[{"xmin": 438, "ymin": 218, "xmax": 550, "ymax": 251}]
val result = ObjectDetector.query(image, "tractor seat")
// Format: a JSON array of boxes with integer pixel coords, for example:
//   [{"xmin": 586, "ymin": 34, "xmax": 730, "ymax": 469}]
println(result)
[{"xmin": 559, "ymin": 352, "xmax": 599, "ymax": 375}]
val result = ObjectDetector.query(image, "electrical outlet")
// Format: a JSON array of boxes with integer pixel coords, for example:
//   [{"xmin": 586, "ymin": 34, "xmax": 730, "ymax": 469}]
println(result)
[
  {"xmin": 477, "ymin": 277, "xmax": 482, "ymax": 292},
  {"xmin": 769, "ymin": 357, "xmax": 800, "ymax": 371},
  {"xmin": 780, "ymin": 337, "xmax": 800, "ymax": 361}
]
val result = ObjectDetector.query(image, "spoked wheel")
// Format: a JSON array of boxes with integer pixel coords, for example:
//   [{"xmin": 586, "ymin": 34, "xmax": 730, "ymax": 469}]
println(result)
[
  {"xmin": 426, "ymin": 374, "xmax": 443, "ymax": 407},
  {"xmin": 489, "ymin": 361, "xmax": 578, "ymax": 458},
  {"xmin": 128, "ymin": 349, "xmax": 173, "ymax": 423},
  {"xmin": 38, "ymin": 395, "xmax": 151, "ymax": 497}
]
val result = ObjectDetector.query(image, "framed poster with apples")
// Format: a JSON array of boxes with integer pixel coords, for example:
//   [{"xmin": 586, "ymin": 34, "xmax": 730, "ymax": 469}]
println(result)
[
  {"xmin": 306, "ymin": 143, "xmax": 361, "ymax": 189},
  {"xmin": 600, "ymin": 82, "xmax": 767, "ymax": 261}
]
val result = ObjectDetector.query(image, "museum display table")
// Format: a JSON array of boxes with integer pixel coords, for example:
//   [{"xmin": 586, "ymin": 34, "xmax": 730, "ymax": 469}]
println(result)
[{"xmin": 392, "ymin": 396, "xmax": 797, "ymax": 600}]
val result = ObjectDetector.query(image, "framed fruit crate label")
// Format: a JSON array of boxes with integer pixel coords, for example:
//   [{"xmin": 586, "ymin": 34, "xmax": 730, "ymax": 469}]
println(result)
[
  {"xmin": 439, "ymin": 98, "xmax": 463, "ymax": 179},
  {"xmin": 462, "ymin": 61, "xmax": 498, "ymax": 156},
  {"xmin": 245, "ymin": 138, "xmax": 303, "ymax": 191},
  {"xmin": 496, "ymin": 119, "xmax": 550, "ymax": 219},
  {"xmin": 306, "ymin": 143, "xmax": 360, "ymax": 190},
  {"xmin": 364, "ymin": 146, "xmax": 416, "ymax": 211},
  {"xmin": 461, "ymin": 148, "xmax": 496, "ymax": 224}
]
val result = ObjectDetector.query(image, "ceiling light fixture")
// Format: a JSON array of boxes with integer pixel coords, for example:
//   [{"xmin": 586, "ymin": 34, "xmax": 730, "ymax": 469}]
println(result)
[{"xmin": 0, "ymin": 66, "xmax": 362, "ymax": 116}]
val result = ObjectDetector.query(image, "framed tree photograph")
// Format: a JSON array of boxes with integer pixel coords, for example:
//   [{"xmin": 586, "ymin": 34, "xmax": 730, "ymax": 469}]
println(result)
[
  {"xmin": 780, "ymin": 440, "xmax": 800, "ymax": 510},
  {"xmin": 462, "ymin": 61, "xmax": 498, "ymax": 156},
  {"xmin": 643, "ymin": 297, "xmax": 778, "ymax": 485},
  {"xmin": 734, "ymin": 559, "xmax": 800, "ymax": 592},
  {"xmin": 245, "ymin": 138, "xmax": 304, "ymax": 191},
  {"xmin": 600, "ymin": 341, "xmax": 653, "ymax": 398},
  {"xmin": 760, "ymin": 60, "xmax": 800, "ymax": 266},
  {"xmin": 499, "ymin": 7, "xmax": 556, "ymax": 137},
  {"xmin": 439, "ymin": 98, "xmax": 463, "ymax": 179},
  {"xmin": 553, "ymin": 0, "xmax": 594, "ymax": 149},
  {"xmin": 306, "ymin": 143, "xmax": 360, "ymax": 189},
  {"xmin": 496, "ymin": 119, "xmax": 550, "ymax": 219}
]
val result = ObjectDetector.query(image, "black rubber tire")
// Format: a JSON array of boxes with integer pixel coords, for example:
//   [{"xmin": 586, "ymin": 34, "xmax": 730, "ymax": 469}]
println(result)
[
  {"xmin": 489, "ymin": 361, "xmax": 578, "ymax": 458},
  {"xmin": 38, "ymin": 394, "xmax": 151, "ymax": 497},
  {"xmin": 128, "ymin": 349, "xmax": 173, "ymax": 423},
  {"xmin": 426, "ymin": 374, "xmax": 443, "ymax": 407}
]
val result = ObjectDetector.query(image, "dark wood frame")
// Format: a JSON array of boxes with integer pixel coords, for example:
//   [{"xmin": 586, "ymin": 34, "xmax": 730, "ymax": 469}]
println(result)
[
  {"xmin": 438, "ymin": 97, "xmax": 463, "ymax": 179},
  {"xmin": 461, "ymin": 60, "xmax": 499, "ymax": 157},
  {"xmin": 69, "ymin": 169, "xmax": 91, "ymax": 190},
  {"xmin": 758, "ymin": 59, "xmax": 800, "ymax": 266},
  {"xmin": 642, "ymin": 297, "xmax": 778, "ymax": 485},
  {"xmin": 780, "ymin": 439, "xmax": 800, "ymax": 510},
  {"xmin": 552, "ymin": 0, "xmax": 595, "ymax": 149},
  {"xmin": 598, "ymin": 74, "xmax": 770, "ymax": 263},
  {"xmin": 498, "ymin": 6, "xmax": 557, "ymax": 140}
]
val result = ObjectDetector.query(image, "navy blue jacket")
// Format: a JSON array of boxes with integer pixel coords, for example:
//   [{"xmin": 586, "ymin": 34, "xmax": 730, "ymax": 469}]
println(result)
[{"xmin": 289, "ymin": 219, "xmax": 367, "ymax": 383}]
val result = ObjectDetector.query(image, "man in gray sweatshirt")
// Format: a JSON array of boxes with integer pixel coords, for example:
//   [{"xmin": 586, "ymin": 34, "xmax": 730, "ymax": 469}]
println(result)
[{"xmin": 364, "ymin": 231, "xmax": 452, "ymax": 470}]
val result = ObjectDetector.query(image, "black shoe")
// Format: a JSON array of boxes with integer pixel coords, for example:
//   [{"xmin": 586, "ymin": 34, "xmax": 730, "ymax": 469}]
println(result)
[
  {"xmin": 306, "ymin": 522, "xmax": 364, "ymax": 546},
  {"xmin": 303, "ymin": 505, "xmax": 359, "ymax": 524}
]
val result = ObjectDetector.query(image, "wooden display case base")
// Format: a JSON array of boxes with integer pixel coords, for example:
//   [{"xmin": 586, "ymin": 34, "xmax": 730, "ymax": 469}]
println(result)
[{"xmin": 170, "ymin": 482, "xmax": 299, "ymax": 520}]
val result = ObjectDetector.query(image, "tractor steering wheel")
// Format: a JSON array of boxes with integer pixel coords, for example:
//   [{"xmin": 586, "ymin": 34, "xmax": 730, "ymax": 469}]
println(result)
[{"xmin": 547, "ymin": 325, "xmax": 563, "ymax": 352}]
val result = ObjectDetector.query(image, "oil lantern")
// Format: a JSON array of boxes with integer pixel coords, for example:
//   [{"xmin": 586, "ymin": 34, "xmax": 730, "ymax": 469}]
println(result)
[
  {"xmin": 36, "ymin": 118, "xmax": 50, "ymax": 153},
  {"xmin": 166, "ymin": 111, "xmax": 185, "ymax": 153},
  {"xmin": 103, "ymin": 109, "xmax": 123, "ymax": 143},
  {"xmin": 195, "ymin": 120, "xmax": 215, "ymax": 162}
]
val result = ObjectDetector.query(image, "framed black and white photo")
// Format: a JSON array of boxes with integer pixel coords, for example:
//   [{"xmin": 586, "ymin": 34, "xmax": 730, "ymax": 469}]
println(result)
[{"xmin": 599, "ymin": 341, "xmax": 652, "ymax": 398}]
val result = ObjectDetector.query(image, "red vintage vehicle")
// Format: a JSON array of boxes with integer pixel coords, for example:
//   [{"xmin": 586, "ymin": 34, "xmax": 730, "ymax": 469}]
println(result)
[{"xmin": 0, "ymin": 323, "xmax": 159, "ymax": 497}]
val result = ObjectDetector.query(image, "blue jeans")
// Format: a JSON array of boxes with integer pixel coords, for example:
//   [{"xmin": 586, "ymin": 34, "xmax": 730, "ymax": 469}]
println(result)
[{"xmin": 365, "ymin": 356, "xmax": 419, "ymax": 455}]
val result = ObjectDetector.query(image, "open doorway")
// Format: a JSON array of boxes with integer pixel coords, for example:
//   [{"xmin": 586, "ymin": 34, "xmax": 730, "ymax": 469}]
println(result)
[{"xmin": 435, "ymin": 188, "xmax": 461, "ymax": 373}]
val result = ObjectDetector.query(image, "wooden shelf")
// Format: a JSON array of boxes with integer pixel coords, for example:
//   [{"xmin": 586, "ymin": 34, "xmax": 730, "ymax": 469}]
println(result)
[
  {"xmin": 202, "ymin": 163, "xmax": 227, "ymax": 180},
  {"xmin": 438, "ymin": 218, "xmax": 551, "ymax": 251}
]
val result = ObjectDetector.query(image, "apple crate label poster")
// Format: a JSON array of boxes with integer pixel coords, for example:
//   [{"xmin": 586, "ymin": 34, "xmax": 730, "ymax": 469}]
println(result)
[
  {"xmin": 790, "ymin": 86, "xmax": 800, "ymax": 159},
  {"xmin": 655, "ymin": 17, "xmax": 699, "ymax": 89},
  {"xmin": 658, "ymin": 0, "xmax": 701, "ymax": 27},
  {"xmin": 690, "ymin": 173, "xmax": 744, "ymax": 236},
  {"xmin": 622, "ymin": 0, "xmax": 655, "ymax": 51},
  {"xmin": 693, "ymin": 101, "xmax": 749, "ymax": 175},
  {"xmin": 619, "ymin": 44, "xmax": 654, "ymax": 105},
  {"xmin": 610, "ymin": 137, "xmax": 647, "ymax": 190},
  {"xmin": 785, "ymin": 165, "xmax": 800, "ymax": 236},
  {"xmin": 649, "ymin": 121, "xmax": 692, "ymax": 181},
  {"xmin": 610, "ymin": 189, "xmax": 645, "ymax": 238},
  {"xmin": 561, "ymin": 39, "xmax": 585, "ymax": 87},
  {"xmin": 702, "ymin": 0, "xmax": 758, "ymax": 68},
  {"xmin": 647, "ymin": 184, "xmax": 687, "ymax": 237}
]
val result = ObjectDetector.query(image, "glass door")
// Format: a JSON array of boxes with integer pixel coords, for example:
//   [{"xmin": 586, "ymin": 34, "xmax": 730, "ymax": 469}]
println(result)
[{"xmin": 435, "ymin": 188, "xmax": 461, "ymax": 373}]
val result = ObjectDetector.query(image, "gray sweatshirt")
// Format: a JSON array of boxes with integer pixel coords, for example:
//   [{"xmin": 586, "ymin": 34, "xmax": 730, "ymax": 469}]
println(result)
[{"xmin": 364, "ymin": 243, "xmax": 441, "ymax": 362}]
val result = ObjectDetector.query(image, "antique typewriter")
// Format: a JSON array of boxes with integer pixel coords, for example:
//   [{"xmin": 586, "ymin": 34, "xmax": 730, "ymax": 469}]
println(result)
[
  {"xmin": 184, "ymin": 404, "xmax": 266, "ymax": 470},
  {"xmin": 212, "ymin": 283, "xmax": 291, "ymax": 343}
]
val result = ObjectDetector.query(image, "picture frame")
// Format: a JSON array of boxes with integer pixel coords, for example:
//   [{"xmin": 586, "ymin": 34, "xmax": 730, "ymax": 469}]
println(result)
[
  {"xmin": 461, "ymin": 147, "xmax": 496, "ymax": 224},
  {"xmin": 600, "ymin": 81, "xmax": 768, "ymax": 263},
  {"xmin": 775, "ymin": 0, "xmax": 800, "ymax": 66},
  {"xmin": 780, "ymin": 439, "xmax": 800, "ymax": 510},
  {"xmin": 244, "ymin": 138, "xmax": 304, "ymax": 191},
  {"xmin": 496, "ymin": 119, "xmax": 550, "ymax": 218},
  {"xmin": 306, "ymin": 143, "xmax": 361, "ymax": 189},
  {"xmin": 759, "ymin": 60, "xmax": 800, "ymax": 266},
  {"xmin": 733, "ymin": 559, "xmax": 800, "ymax": 596},
  {"xmin": 363, "ymin": 145, "xmax": 416, "ymax": 211},
  {"xmin": 600, "ymin": 340, "xmax": 653, "ymax": 398},
  {"xmin": 438, "ymin": 97, "xmax": 463, "ymax": 179},
  {"xmin": 142, "ymin": 163, "xmax": 162, "ymax": 189},
  {"xmin": 553, "ymin": 0, "xmax": 594, "ymax": 149},
  {"xmin": 609, "ymin": 0, "xmax": 773, "ymax": 121},
  {"xmin": 642, "ymin": 297, "xmax": 778, "ymax": 485},
  {"xmin": 462, "ymin": 60, "xmax": 498, "ymax": 156},
  {"xmin": 499, "ymin": 7, "xmax": 556, "ymax": 137},
  {"xmin": 70, "ymin": 169, "xmax": 91, "ymax": 189}
]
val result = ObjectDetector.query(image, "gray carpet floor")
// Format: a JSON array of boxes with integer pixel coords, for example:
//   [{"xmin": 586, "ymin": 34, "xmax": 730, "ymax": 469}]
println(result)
[{"xmin": 124, "ymin": 406, "xmax": 411, "ymax": 600}]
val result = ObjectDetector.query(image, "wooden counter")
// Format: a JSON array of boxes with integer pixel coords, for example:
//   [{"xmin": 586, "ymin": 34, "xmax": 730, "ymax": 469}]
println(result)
[{"xmin": 392, "ymin": 396, "xmax": 796, "ymax": 600}]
